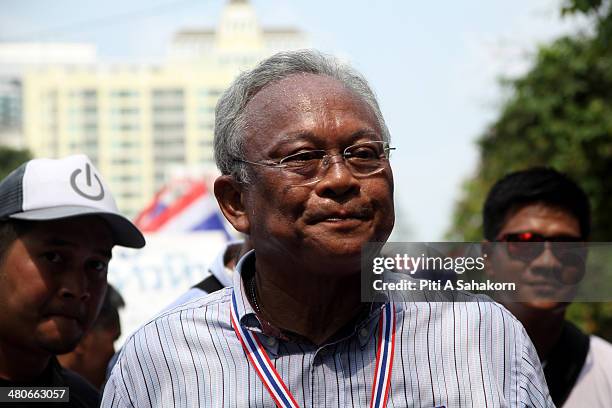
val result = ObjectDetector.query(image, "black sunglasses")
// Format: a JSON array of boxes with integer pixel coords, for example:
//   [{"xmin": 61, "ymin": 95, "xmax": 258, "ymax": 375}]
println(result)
[{"xmin": 497, "ymin": 232, "xmax": 585, "ymax": 263}]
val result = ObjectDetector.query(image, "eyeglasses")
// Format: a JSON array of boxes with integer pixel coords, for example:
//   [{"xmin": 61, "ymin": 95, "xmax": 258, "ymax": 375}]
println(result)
[
  {"xmin": 497, "ymin": 232, "xmax": 585, "ymax": 263},
  {"xmin": 237, "ymin": 141, "xmax": 394, "ymax": 186}
]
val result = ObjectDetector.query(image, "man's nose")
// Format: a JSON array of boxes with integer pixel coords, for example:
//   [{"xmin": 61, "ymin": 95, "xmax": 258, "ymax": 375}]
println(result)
[
  {"xmin": 59, "ymin": 267, "xmax": 91, "ymax": 302},
  {"xmin": 529, "ymin": 243, "xmax": 563, "ymax": 274},
  {"xmin": 315, "ymin": 154, "xmax": 360, "ymax": 197}
]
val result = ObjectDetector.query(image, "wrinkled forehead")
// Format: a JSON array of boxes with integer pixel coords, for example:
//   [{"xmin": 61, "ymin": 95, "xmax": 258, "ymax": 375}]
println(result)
[{"xmin": 243, "ymin": 73, "xmax": 381, "ymax": 147}]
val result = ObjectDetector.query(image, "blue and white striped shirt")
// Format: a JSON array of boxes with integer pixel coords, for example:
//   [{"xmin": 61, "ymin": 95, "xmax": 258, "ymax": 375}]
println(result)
[{"xmin": 102, "ymin": 252, "xmax": 553, "ymax": 407}]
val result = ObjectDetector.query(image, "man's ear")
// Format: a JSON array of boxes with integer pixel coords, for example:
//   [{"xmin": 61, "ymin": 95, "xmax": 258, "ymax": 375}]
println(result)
[{"xmin": 214, "ymin": 175, "xmax": 250, "ymax": 234}]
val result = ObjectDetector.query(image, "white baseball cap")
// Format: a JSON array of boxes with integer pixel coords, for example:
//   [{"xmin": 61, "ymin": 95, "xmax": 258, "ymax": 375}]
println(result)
[{"xmin": 0, "ymin": 154, "xmax": 145, "ymax": 248}]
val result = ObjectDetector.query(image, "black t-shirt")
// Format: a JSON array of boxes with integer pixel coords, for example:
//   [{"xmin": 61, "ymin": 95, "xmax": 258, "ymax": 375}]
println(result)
[{"xmin": 0, "ymin": 357, "xmax": 99, "ymax": 407}]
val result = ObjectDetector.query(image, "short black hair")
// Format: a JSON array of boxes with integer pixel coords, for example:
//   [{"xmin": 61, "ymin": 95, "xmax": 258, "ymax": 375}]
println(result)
[
  {"xmin": 483, "ymin": 167, "xmax": 591, "ymax": 241},
  {"xmin": 93, "ymin": 284, "xmax": 125, "ymax": 331}
]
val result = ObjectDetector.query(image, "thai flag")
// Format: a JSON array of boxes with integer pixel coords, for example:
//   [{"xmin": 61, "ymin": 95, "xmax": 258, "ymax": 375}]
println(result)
[{"xmin": 134, "ymin": 178, "xmax": 232, "ymax": 239}]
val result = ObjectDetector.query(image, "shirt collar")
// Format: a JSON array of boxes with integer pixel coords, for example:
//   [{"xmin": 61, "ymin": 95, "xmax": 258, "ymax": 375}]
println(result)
[
  {"xmin": 231, "ymin": 249, "xmax": 258, "ymax": 324},
  {"xmin": 232, "ymin": 250, "xmax": 281, "ymax": 355},
  {"xmin": 209, "ymin": 240, "xmax": 244, "ymax": 287},
  {"xmin": 231, "ymin": 250, "xmax": 404, "ymax": 353}
]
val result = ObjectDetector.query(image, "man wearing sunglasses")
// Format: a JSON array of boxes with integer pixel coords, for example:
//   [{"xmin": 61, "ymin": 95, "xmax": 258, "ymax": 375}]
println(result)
[
  {"xmin": 103, "ymin": 50, "xmax": 552, "ymax": 407},
  {"xmin": 483, "ymin": 167, "xmax": 612, "ymax": 407}
]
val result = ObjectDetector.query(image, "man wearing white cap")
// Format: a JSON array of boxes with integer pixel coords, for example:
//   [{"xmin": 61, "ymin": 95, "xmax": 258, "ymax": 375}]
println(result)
[{"xmin": 0, "ymin": 155, "xmax": 144, "ymax": 407}]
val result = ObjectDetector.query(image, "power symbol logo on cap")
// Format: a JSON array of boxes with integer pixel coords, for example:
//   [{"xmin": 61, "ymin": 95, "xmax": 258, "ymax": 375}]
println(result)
[{"xmin": 70, "ymin": 163, "xmax": 105, "ymax": 201}]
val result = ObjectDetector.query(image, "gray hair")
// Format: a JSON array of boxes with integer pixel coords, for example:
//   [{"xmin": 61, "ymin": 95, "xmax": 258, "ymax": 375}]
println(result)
[{"xmin": 213, "ymin": 49, "xmax": 390, "ymax": 182}]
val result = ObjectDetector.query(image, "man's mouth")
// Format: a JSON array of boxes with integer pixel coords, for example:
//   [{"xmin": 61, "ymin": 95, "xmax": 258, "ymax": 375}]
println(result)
[
  {"xmin": 321, "ymin": 214, "xmax": 366, "ymax": 222},
  {"xmin": 43, "ymin": 308, "xmax": 86, "ymax": 325},
  {"xmin": 306, "ymin": 207, "xmax": 373, "ymax": 224},
  {"xmin": 523, "ymin": 279, "xmax": 565, "ymax": 295}
]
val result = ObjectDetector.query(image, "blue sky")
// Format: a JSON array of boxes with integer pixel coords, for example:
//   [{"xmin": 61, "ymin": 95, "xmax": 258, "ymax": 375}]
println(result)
[{"xmin": 1, "ymin": 0, "xmax": 588, "ymax": 239}]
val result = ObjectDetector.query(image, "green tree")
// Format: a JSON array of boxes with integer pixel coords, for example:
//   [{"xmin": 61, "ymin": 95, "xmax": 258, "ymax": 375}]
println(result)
[
  {"xmin": 448, "ymin": 0, "xmax": 612, "ymax": 339},
  {"xmin": 0, "ymin": 146, "xmax": 31, "ymax": 181}
]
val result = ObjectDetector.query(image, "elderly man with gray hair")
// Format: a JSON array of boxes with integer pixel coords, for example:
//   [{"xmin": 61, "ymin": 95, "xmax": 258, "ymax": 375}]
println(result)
[{"xmin": 102, "ymin": 50, "xmax": 552, "ymax": 407}]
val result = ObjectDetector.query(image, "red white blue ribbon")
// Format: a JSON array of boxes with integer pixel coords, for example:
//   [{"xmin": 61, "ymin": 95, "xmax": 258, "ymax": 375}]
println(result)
[
  {"xmin": 231, "ymin": 290, "xmax": 396, "ymax": 408},
  {"xmin": 370, "ymin": 300, "xmax": 396, "ymax": 408}
]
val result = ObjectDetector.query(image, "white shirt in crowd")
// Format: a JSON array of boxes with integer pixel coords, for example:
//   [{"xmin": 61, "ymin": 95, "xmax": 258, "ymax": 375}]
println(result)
[{"xmin": 563, "ymin": 335, "xmax": 612, "ymax": 407}]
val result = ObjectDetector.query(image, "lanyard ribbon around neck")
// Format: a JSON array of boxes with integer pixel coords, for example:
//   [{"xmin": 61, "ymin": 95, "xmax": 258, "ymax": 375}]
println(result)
[{"xmin": 230, "ymin": 291, "xmax": 396, "ymax": 408}]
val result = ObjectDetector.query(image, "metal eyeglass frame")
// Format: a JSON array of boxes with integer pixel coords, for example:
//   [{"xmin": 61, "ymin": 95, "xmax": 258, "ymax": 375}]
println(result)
[{"xmin": 235, "ymin": 140, "xmax": 395, "ymax": 186}]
